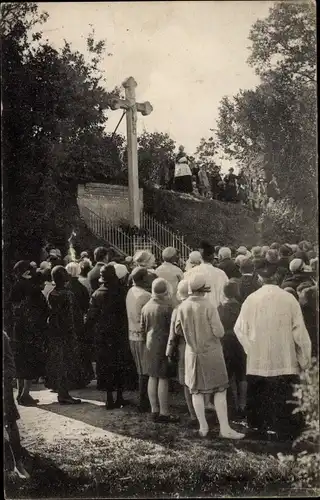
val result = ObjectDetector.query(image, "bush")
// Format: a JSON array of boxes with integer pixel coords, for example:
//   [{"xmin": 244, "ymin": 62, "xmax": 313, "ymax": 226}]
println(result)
[
  {"xmin": 143, "ymin": 185, "xmax": 259, "ymax": 248},
  {"xmin": 278, "ymin": 359, "xmax": 320, "ymax": 490},
  {"xmin": 258, "ymin": 198, "xmax": 317, "ymax": 244}
]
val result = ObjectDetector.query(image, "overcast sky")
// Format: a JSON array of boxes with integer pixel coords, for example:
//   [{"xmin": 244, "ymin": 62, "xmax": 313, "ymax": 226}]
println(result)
[{"xmin": 38, "ymin": 1, "xmax": 274, "ymax": 170}]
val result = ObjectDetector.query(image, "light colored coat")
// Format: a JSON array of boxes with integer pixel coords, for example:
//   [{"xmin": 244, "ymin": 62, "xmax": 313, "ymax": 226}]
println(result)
[
  {"xmin": 234, "ymin": 284, "xmax": 311, "ymax": 377},
  {"xmin": 155, "ymin": 262, "xmax": 184, "ymax": 306},
  {"xmin": 184, "ymin": 263, "xmax": 228, "ymax": 307},
  {"xmin": 126, "ymin": 286, "xmax": 151, "ymax": 341},
  {"xmin": 175, "ymin": 295, "xmax": 228, "ymax": 393}
]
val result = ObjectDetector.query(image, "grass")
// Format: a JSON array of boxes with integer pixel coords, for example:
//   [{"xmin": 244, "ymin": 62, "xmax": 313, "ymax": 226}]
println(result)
[{"xmin": 4, "ymin": 386, "xmax": 313, "ymax": 499}]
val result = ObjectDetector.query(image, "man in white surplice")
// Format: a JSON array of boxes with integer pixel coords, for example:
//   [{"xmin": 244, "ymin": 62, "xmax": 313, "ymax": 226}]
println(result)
[{"xmin": 234, "ymin": 258, "xmax": 311, "ymax": 440}]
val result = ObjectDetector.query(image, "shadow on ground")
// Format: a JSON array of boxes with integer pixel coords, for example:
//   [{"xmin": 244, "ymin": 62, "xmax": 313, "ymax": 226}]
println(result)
[{"xmin": 34, "ymin": 384, "xmax": 296, "ymax": 457}]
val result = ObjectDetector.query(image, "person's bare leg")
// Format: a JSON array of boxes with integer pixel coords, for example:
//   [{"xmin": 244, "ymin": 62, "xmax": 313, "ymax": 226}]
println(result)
[
  {"xmin": 158, "ymin": 378, "xmax": 169, "ymax": 416},
  {"xmin": 192, "ymin": 393, "xmax": 209, "ymax": 436},
  {"xmin": 214, "ymin": 390, "xmax": 244, "ymax": 439},
  {"xmin": 184, "ymin": 385, "xmax": 197, "ymax": 420},
  {"xmin": 148, "ymin": 377, "xmax": 159, "ymax": 414}
]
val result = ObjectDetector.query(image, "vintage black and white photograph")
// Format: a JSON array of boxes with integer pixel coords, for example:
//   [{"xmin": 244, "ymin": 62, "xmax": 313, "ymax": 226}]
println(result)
[{"xmin": 2, "ymin": 0, "xmax": 318, "ymax": 498}]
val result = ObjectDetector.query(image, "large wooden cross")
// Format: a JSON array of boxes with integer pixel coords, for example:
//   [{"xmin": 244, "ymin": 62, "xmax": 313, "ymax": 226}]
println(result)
[{"xmin": 109, "ymin": 77, "xmax": 153, "ymax": 227}]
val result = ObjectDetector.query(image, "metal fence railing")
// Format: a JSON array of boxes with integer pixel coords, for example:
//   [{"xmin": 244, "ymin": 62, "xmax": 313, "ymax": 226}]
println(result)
[
  {"xmin": 78, "ymin": 197, "xmax": 193, "ymax": 267},
  {"xmin": 141, "ymin": 212, "xmax": 193, "ymax": 263}
]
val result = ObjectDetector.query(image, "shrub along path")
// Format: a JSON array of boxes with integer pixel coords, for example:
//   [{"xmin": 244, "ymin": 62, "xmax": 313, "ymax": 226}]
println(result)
[{"xmin": 5, "ymin": 382, "xmax": 302, "ymax": 498}]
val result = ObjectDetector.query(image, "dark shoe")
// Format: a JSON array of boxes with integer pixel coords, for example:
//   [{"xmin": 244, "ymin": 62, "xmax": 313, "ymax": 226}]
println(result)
[
  {"xmin": 58, "ymin": 397, "xmax": 82, "ymax": 405},
  {"xmin": 156, "ymin": 414, "xmax": 180, "ymax": 424},
  {"xmin": 18, "ymin": 395, "xmax": 39, "ymax": 406}
]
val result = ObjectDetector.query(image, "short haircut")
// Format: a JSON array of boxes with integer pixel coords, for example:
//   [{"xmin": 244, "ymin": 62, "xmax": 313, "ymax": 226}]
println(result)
[
  {"xmin": 94, "ymin": 246, "xmax": 109, "ymax": 263},
  {"xmin": 223, "ymin": 279, "xmax": 239, "ymax": 300}
]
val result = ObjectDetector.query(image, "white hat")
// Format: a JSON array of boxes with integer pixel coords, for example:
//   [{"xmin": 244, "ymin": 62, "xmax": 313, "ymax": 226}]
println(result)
[
  {"xmin": 133, "ymin": 250, "xmax": 155, "ymax": 269},
  {"xmin": 218, "ymin": 247, "xmax": 231, "ymax": 260},
  {"xmin": 177, "ymin": 279, "xmax": 189, "ymax": 301},
  {"xmin": 289, "ymin": 258, "xmax": 305, "ymax": 273},
  {"xmin": 114, "ymin": 263, "xmax": 129, "ymax": 280},
  {"xmin": 236, "ymin": 246, "xmax": 247, "ymax": 255},
  {"xmin": 188, "ymin": 274, "xmax": 211, "ymax": 294},
  {"xmin": 188, "ymin": 251, "xmax": 203, "ymax": 264},
  {"xmin": 162, "ymin": 247, "xmax": 177, "ymax": 261},
  {"xmin": 235, "ymin": 254, "xmax": 247, "ymax": 266}
]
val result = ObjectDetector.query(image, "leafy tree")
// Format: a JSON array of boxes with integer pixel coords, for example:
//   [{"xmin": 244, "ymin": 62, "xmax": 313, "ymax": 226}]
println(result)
[
  {"xmin": 137, "ymin": 131, "xmax": 176, "ymax": 186},
  {"xmin": 216, "ymin": 2, "xmax": 316, "ymax": 215},
  {"xmin": 2, "ymin": 2, "xmax": 123, "ymax": 264},
  {"xmin": 247, "ymin": 1, "xmax": 316, "ymax": 84},
  {"xmin": 193, "ymin": 136, "xmax": 220, "ymax": 173}
]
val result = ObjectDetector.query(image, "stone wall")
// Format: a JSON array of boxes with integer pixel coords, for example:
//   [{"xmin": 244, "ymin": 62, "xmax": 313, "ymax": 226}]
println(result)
[{"xmin": 77, "ymin": 183, "xmax": 143, "ymax": 224}]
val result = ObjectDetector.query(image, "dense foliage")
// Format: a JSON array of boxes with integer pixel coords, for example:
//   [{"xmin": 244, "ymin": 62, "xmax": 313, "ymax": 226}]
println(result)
[
  {"xmin": 216, "ymin": 2, "xmax": 316, "ymax": 215},
  {"xmin": 278, "ymin": 360, "xmax": 320, "ymax": 490},
  {"xmin": 2, "ymin": 2, "xmax": 123, "ymax": 262},
  {"xmin": 137, "ymin": 131, "xmax": 176, "ymax": 185},
  {"xmin": 258, "ymin": 198, "xmax": 316, "ymax": 244}
]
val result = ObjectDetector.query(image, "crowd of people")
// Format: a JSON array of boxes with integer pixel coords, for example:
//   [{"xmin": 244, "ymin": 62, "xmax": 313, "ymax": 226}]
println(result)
[
  {"xmin": 4, "ymin": 238, "xmax": 318, "ymax": 478},
  {"xmin": 163, "ymin": 146, "xmax": 280, "ymax": 209}
]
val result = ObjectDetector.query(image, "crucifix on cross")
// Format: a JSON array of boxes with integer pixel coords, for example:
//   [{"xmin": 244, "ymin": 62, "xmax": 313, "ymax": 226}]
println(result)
[{"xmin": 108, "ymin": 77, "xmax": 153, "ymax": 227}]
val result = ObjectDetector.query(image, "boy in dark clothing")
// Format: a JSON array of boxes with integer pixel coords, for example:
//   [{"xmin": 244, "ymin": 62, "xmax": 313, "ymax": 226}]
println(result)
[
  {"xmin": 238, "ymin": 259, "xmax": 261, "ymax": 304},
  {"xmin": 218, "ymin": 280, "xmax": 247, "ymax": 419}
]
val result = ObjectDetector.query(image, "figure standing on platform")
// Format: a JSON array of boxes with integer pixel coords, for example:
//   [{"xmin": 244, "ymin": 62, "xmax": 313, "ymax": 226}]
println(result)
[
  {"xmin": 224, "ymin": 168, "xmax": 238, "ymax": 202},
  {"xmin": 173, "ymin": 157, "xmax": 193, "ymax": 194}
]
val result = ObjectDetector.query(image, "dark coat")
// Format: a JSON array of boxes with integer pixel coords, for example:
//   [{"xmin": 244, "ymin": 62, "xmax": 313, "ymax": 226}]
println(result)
[
  {"xmin": 66, "ymin": 278, "xmax": 93, "ymax": 384},
  {"xmin": 238, "ymin": 274, "xmax": 261, "ymax": 304},
  {"xmin": 218, "ymin": 299, "xmax": 246, "ymax": 381},
  {"xmin": 281, "ymin": 272, "xmax": 315, "ymax": 291},
  {"xmin": 88, "ymin": 262, "xmax": 105, "ymax": 293},
  {"xmin": 277, "ymin": 257, "xmax": 291, "ymax": 284},
  {"xmin": 218, "ymin": 258, "xmax": 241, "ymax": 279},
  {"xmin": 85, "ymin": 282, "xmax": 128, "ymax": 391},
  {"xmin": 10, "ymin": 278, "xmax": 49, "ymax": 379},
  {"xmin": 299, "ymin": 287, "xmax": 318, "ymax": 358},
  {"xmin": 46, "ymin": 287, "xmax": 83, "ymax": 390}
]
